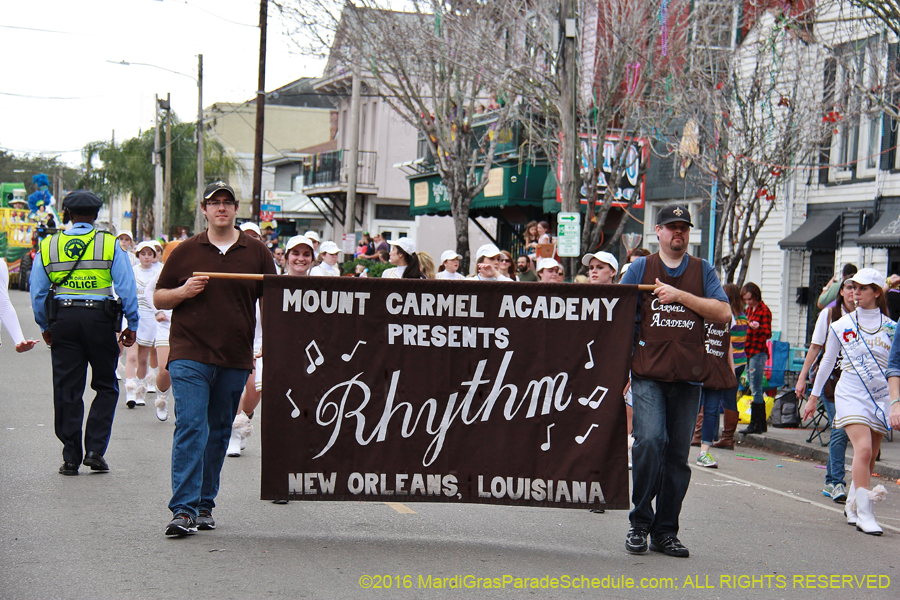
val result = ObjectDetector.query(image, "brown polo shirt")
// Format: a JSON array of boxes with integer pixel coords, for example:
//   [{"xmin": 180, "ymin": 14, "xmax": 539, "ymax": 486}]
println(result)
[{"xmin": 156, "ymin": 230, "xmax": 277, "ymax": 370}]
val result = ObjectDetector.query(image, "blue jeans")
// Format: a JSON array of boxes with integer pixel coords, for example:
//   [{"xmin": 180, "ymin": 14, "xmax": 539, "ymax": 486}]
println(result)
[
  {"xmin": 700, "ymin": 366, "xmax": 743, "ymax": 445},
  {"xmin": 823, "ymin": 399, "xmax": 848, "ymax": 486},
  {"xmin": 168, "ymin": 360, "xmax": 250, "ymax": 518},
  {"xmin": 747, "ymin": 352, "xmax": 767, "ymax": 405},
  {"xmin": 630, "ymin": 377, "xmax": 701, "ymax": 539}
]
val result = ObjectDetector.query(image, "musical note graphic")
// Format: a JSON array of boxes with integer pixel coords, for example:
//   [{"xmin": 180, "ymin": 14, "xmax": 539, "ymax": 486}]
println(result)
[
  {"xmin": 584, "ymin": 340, "xmax": 595, "ymax": 369},
  {"xmin": 577, "ymin": 386, "xmax": 608, "ymax": 409},
  {"xmin": 305, "ymin": 340, "xmax": 324, "ymax": 374},
  {"xmin": 341, "ymin": 340, "xmax": 367, "ymax": 362},
  {"xmin": 576, "ymin": 424, "xmax": 598, "ymax": 444},
  {"xmin": 286, "ymin": 389, "xmax": 300, "ymax": 419},
  {"xmin": 540, "ymin": 423, "xmax": 555, "ymax": 451}
]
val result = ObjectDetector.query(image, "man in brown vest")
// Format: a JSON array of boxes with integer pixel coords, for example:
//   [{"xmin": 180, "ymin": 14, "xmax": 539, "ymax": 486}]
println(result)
[{"xmin": 618, "ymin": 204, "xmax": 731, "ymax": 558}]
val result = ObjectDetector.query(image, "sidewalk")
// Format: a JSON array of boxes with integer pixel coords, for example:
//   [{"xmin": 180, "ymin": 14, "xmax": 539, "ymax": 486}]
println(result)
[{"xmin": 736, "ymin": 423, "xmax": 900, "ymax": 481}]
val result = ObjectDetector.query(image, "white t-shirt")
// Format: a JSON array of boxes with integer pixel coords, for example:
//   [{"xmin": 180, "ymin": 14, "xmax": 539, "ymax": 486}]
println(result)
[
  {"xmin": 436, "ymin": 271, "xmax": 464, "ymax": 280},
  {"xmin": 133, "ymin": 264, "xmax": 161, "ymax": 312}
]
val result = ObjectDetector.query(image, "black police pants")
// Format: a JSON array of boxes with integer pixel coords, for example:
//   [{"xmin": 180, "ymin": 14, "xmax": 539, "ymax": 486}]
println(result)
[{"xmin": 50, "ymin": 306, "xmax": 120, "ymax": 464}]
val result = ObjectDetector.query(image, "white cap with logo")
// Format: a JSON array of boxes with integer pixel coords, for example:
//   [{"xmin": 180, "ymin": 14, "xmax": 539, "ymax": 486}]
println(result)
[{"xmin": 441, "ymin": 250, "xmax": 462, "ymax": 263}]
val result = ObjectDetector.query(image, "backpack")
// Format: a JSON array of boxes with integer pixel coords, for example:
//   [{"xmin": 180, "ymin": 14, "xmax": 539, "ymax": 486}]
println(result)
[{"xmin": 770, "ymin": 388, "xmax": 801, "ymax": 428}]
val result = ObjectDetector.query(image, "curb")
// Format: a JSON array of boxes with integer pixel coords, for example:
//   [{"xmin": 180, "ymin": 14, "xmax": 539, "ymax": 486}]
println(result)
[{"xmin": 736, "ymin": 432, "xmax": 900, "ymax": 482}]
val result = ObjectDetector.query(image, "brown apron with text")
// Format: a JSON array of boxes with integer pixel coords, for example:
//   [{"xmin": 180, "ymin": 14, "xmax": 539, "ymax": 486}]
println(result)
[{"xmin": 632, "ymin": 254, "xmax": 709, "ymax": 383}]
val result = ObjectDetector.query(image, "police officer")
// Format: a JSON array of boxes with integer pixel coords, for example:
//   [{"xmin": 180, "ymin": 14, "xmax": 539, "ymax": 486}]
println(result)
[{"xmin": 30, "ymin": 190, "xmax": 140, "ymax": 476}]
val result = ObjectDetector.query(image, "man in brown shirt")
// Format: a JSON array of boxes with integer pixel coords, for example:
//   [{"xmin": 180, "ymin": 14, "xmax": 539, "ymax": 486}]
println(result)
[
  {"xmin": 154, "ymin": 181, "xmax": 276, "ymax": 536},
  {"xmin": 619, "ymin": 205, "xmax": 730, "ymax": 558}
]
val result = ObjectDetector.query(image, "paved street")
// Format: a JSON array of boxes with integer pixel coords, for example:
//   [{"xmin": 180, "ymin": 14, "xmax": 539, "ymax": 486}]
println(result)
[{"xmin": 1, "ymin": 289, "xmax": 899, "ymax": 600}]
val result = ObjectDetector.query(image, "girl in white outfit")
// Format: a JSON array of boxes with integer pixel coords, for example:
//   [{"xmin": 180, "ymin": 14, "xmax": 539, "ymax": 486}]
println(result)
[
  {"xmin": 227, "ymin": 235, "xmax": 315, "ymax": 457},
  {"xmin": 804, "ymin": 268, "xmax": 893, "ymax": 535},
  {"xmin": 309, "ymin": 241, "xmax": 341, "ymax": 277},
  {"xmin": 124, "ymin": 242, "xmax": 161, "ymax": 408},
  {"xmin": 436, "ymin": 250, "xmax": 464, "ymax": 280}
]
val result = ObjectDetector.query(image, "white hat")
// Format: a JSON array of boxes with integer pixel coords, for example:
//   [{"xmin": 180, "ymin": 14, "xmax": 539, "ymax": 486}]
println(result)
[
  {"xmin": 620, "ymin": 262, "xmax": 632, "ymax": 275},
  {"xmin": 536, "ymin": 257, "xmax": 562, "ymax": 273},
  {"xmin": 581, "ymin": 251, "xmax": 619, "ymax": 272},
  {"xmin": 388, "ymin": 236, "xmax": 416, "ymax": 256},
  {"xmin": 475, "ymin": 243, "xmax": 502, "ymax": 261},
  {"xmin": 285, "ymin": 235, "xmax": 315, "ymax": 253},
  {"xmin": 117, "ymin": 230, "xmax": 133, "ymax": 240},
  {"xmin": 441, "ymin": 250, "xmax": 462, "ymax": 263},
  {"xmin": 303, "ymin": 231, "xmax": 320, "ymax": 242},
  {"xmin": 134, "ymin": 241, "xmax": 158, "ymax": 256},
  {"xmin": 240, "ymin": 222, "xmax": 261, "ymax": 236},
  {"xmin": 851, "ymin": 267, "xmax": 884, "ymax": 287},
  {"xmin": 319, "ymin": 240, "xmax": 340, "ymax": 254}
]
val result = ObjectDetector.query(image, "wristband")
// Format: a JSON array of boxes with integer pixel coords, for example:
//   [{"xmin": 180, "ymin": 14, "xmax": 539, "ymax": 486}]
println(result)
[{"xmin": 892, "ymin": 398, "xmax": 900, "ymax": 406}]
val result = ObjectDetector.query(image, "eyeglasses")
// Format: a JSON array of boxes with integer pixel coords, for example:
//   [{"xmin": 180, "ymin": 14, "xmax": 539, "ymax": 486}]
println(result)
[
  {"xmin": 206, "ymin": 199, "xmax": 236, "ymax": 208},
  {"xmin": 501, "ymin": 258, "xmax": 512, "ymax": 263}
]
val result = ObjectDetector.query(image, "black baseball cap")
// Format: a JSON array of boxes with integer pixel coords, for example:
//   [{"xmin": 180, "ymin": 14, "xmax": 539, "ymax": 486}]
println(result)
[
  {"xmin": 62, "ymin": 190, "xmax": 103, "ymax": 214},
  {"xmin": 656, "ymin": 204, "xmax": 693, "ymax": 227},
  {"xmin": 203, "ymin": 181, "xmax": 236, "ymax": 201}
]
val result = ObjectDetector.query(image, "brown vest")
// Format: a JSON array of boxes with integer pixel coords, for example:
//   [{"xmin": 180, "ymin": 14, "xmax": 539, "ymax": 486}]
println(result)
[
  {"xmin": 632, "ymin": 253, "xmax": 709, "ymax": 382},
  {"xmin": 702, "ymin": 320, "xmax": 738, "ymax": 390}
]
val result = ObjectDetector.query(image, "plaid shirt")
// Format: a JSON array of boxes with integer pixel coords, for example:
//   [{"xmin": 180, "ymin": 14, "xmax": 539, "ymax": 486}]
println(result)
[{"xmin": 745, "ymin": 300, "xmax": 772, "ymax": 357}]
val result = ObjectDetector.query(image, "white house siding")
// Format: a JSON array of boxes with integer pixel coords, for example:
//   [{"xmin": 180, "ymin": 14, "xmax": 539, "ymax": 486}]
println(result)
[{"xmin": 728, "ymin": 3, "xmax": 900, "ymax": 348}]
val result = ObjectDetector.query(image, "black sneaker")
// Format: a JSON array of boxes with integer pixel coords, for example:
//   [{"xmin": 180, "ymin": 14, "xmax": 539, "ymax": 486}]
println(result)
[
  {"xmin": 196, "ymin": 509, "xmax": 216, "ymax": 530},
  {"xmin": 649, "ymin": 536, "xmax": 690, "ymax": 558},
  {"xmin": 165, "ymin": 513, "xmax": 197, "ymax": 537},
  {"xmin": 625, "ymin": 527, "xmax": 649, "ymax": 554}
]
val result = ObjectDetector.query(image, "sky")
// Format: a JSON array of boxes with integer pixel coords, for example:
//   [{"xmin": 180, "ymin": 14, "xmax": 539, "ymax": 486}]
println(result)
[{"xmin": 2, "ymin": 0, "xmax": 325, "ymax": 166}]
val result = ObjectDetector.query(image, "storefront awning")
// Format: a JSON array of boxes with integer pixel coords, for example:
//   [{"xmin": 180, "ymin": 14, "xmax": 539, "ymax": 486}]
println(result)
[
  {"xmin": 778, "ymin": 213, "xmax": 841, "ymax": 251},
  {"xmin": 855, "ymin": 210, "xmax": 900, "ymax": 247}
]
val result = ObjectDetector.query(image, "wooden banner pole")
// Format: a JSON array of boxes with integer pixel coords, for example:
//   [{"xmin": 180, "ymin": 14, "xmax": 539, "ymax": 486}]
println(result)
[{"xmin": 193, "ymin": 272, "xmax": 661, "ymax": 291}]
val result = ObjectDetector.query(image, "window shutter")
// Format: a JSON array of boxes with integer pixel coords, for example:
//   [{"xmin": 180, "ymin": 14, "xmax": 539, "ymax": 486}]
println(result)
[{"xmin": 820, "ymin": 57, "xmax": 837, "ymax": 184}]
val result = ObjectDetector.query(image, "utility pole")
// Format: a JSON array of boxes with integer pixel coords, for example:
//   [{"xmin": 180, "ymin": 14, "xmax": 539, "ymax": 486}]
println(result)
[
  {"xmin": 164, "ymin": 92, "xmax": 172, "ymax": 240},
  {"xmin": 345, "ymin": 62, "xmax": 362, "ymax": 242},
  {"xmin": 195, "ymin": 54, "xmax": 204, "ymax": 235},
  {"xmin": 252, "ymin": 0, "xmax": 268, "ymax": 224},
  {"xmin": 559, "ymin": 0, "xmax": 578, "ymax": 278},
  {"xmin": 154, "ymin": 94, "xmax": 164, "ymax": 240}
]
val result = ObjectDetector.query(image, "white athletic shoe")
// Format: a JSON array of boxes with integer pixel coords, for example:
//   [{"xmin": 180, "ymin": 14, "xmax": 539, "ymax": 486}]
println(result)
[
  {"xmin": 134, "ymin": 379, "xmax": 147, "ymax": 406},
  {"xmin": 155, "ymin": 388, "xmax": 168, "ymax": 421}
]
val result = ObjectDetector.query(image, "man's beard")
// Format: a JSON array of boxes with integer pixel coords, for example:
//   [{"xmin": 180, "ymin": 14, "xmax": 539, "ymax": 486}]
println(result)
[{"xmin": 517, "ymin": 265, "xmax": 527, "ymax": 272}]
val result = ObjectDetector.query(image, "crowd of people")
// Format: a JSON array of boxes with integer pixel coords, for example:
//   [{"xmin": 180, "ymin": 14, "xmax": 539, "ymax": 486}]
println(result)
[{"xmin": 8, "ymin": 188, "xmax": 900, "ymax": 552}]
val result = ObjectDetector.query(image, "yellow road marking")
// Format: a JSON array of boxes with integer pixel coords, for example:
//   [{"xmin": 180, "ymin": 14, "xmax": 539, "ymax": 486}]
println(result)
[{"xmin": 385, "ymin": 502, "xmax": 416, "ymax": 514}]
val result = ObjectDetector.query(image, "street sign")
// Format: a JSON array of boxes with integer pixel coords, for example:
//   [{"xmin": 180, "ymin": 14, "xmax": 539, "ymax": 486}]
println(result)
[{"xmin": 557, "ymin": 212, "xmax": 581, "ymax": 257}]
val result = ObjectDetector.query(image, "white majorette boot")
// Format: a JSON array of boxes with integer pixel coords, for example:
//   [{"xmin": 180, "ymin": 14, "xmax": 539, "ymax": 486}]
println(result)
[
  {"xmin": 125, "ymin": 378, "xmax": 137, "ymax": 409},
  {"xmin": 855, "ymin": 487, "xmax": 883, "ymax": 536},
  {"xmin": 155, "ymin": 387, "xmax": 168, "ymax": 421},
  {"xmin": 146, "ymin": 367, "xmax": 158, "ymax": 393},
  {"xmin": 134, "ymin": 378, "xmax": 147, "ymax": 406},
  {"xmin": 226, "ymin": 411, "xmax": 252, "ymax": 457},
  {"xmin": 844, "ymin": 482, "xmax": 857, "ymax": 525}
]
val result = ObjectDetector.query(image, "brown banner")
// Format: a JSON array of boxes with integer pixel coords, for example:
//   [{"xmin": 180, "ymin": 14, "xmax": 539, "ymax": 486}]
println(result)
[{"xmin": 261, "ymin": 276, "xmax": 637, "ymax": 510}]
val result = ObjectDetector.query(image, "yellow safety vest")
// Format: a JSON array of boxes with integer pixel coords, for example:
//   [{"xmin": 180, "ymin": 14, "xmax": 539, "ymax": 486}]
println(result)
[{"xmin": 40, "ymin": 229, "xmax": 115, "ymax": 295}]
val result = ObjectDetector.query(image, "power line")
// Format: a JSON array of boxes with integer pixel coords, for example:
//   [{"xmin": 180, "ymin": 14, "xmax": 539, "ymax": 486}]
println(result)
[{"xmin": 0, "ymin": 91, "xmax": 99, "ymax": 100}]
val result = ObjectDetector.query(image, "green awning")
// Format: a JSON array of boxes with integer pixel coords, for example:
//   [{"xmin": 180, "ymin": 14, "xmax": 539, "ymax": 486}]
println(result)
[
  {"xmin": 409, "ymin": 163, "xmax": 549, "ymax": 217},
  {"xmin": 542, "ymin": 170, "xmax": 559, "ymax": 213}
]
